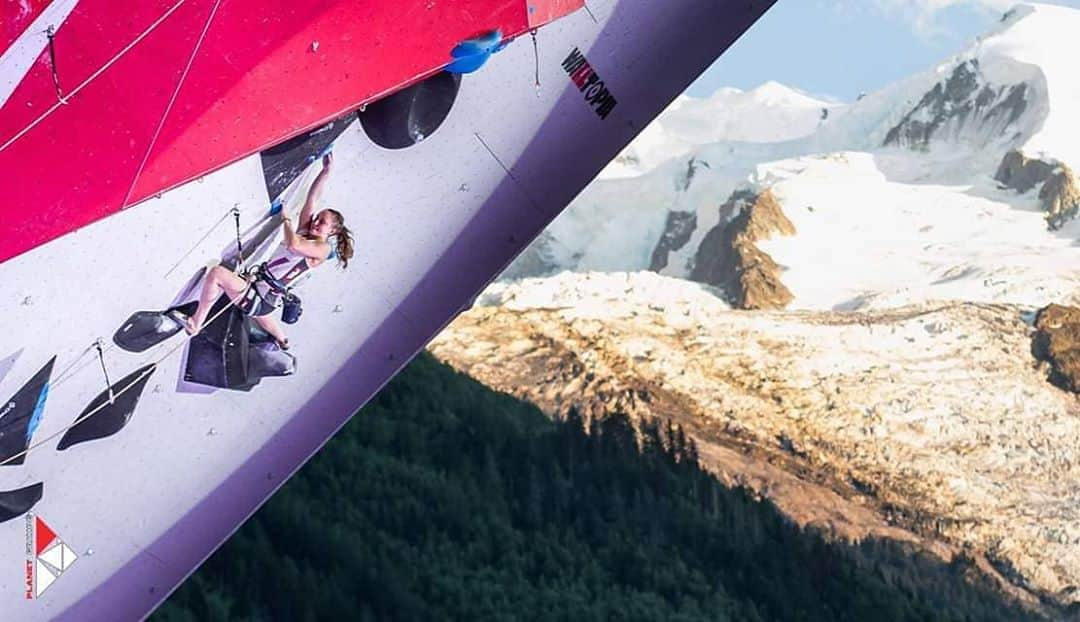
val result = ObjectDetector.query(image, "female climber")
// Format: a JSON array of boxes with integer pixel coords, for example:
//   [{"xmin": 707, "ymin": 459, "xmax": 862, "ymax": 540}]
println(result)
[{"xmin": 181, "ymin": 153, "xmax": 354, "ymax": 349}]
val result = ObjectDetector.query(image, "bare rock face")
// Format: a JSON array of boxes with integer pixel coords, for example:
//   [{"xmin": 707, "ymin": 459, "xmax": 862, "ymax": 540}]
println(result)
[
  {"xmin": 430, "ymin": 276, "xmax": 1080, "ymax": 610},
  {"xmin": 994, "ymin": 150, "xmax": 1080, "ymax": 230},
  {"xmin": 1039, "ymin": 165, "xmax": 1080, "ymax": 230},
  {"xmin": 1034, "ymin": 304, "xmax": 1080, "ymax": 393},
  {"xmin": 649, "ymin": 210, "xmax": 696, "ymax": 272},
  {"xmin": 995, "ymin": 150, "xmax": 1056, "ymax": 193},
  {"xmin": 690, "ymin": 189, "xmax": 794, "ymax": 310},
  {"xmin": 884, "ymin": 59, "xmax": 1027, "ymax": 151}
]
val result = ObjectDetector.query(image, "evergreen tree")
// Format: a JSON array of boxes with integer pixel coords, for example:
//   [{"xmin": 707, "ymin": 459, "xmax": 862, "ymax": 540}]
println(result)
[{"xmin": 153, "ymin": 353, "xmax": 1048, "ymax": 621}]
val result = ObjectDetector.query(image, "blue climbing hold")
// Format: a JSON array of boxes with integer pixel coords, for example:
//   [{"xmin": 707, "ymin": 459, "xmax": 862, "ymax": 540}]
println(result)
[{"xmin": 446, "ymin": 30, "xmax": 507, "ymax": 74}]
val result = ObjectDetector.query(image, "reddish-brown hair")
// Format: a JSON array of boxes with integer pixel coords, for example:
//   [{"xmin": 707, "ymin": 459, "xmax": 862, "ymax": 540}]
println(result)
[{"xmin": 326, "ymin": 208, "xmax": 354, "ymax": 269}]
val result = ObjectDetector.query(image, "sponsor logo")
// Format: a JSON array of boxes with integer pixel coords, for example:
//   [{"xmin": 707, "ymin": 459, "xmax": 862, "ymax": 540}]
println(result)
[
  {"xmin": 561, "ymin": 48, "xmax": 618, "ymax": 120},
  {"xmin": 24, "ymin": 514, "xmax": 78, "ymax": 598}
]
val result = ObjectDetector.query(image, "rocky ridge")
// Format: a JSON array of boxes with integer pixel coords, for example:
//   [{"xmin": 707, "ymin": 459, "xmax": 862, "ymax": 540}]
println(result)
[
  {"xmin": 431, "ymin": 272, "xmax": 1080, "ymax": 609},
  {"xmin": 1034, "ymin": 304, "xmax": 1080, "ymax": 393},
  {"xmin": 687, "ymin": 189, "xmax": 794, "ymax": 310}
]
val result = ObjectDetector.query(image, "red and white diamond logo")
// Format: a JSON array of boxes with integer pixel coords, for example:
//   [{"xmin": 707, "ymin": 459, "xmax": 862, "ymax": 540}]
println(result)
[{"xmin": 25, "ymin": 514, "xmax": 77, "ymax": 598}]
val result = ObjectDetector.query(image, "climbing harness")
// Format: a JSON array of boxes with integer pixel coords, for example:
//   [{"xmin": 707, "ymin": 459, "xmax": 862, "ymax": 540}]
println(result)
[
  {"xmin": 4, "ymin": 154, "xmax": 319, "ymax": 466},
  {"xmin": 237, "ymin": 260, "xmax": 306, "ymax": 324}
]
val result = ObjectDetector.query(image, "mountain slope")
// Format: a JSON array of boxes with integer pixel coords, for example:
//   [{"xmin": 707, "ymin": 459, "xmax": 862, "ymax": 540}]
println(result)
[
  {"xmin": 506, "ymin": 3, "xmax": 1080, "ymax": 310},
  {"xmin": 155, "ymin": 351, "xmax": 1046, "ymax": 621},
  {"xmin": 432, "ymin": 271, "xmax": 1080, "ymax": 608}
]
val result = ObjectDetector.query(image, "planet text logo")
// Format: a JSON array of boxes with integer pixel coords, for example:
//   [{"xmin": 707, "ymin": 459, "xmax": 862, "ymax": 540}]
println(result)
[{"xmin": 24, "ymin": 514, "xmax": 78, "ymax": 598}]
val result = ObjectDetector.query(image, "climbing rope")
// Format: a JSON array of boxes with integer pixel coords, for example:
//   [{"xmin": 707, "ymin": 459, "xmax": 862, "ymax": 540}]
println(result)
[
  {"xmin": 45, "ymin": 203, "xmax": 254, "ymax": 397},
  {"xmin": 0, "ymin": 0, "xmax": 188, "ymax": 154},
  {"xmin": 0, "ymin": 284, "xmax": 250, "ymax": 468},
  {"xmin": 163, "ymin": 205, "xmax": 235, "ymax": 278},
  {"xmin": 2, "ymin": 123, "xmax": 313, "ymax": 465},
  {"xmin": 120, "ymin": 0, "xmax": 223, "ymax": 208},
  {"xmin": 49, "ymin": 343, "xmax": 98, "ymax": 388}
]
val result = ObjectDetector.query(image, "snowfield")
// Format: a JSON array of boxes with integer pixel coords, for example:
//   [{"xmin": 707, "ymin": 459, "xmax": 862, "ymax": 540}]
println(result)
[
  {"xmin": 457, "ymin": 2, "xmax": 1080, "ymax": 611},
  {"xmin": 504, "ymin": 2, "xmax": 1080, "ymax": 312}
]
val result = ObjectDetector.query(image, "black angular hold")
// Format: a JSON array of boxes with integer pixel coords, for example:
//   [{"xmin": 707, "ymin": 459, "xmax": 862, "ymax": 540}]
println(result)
[
  {"xmin": 184, "ymin": 296, "xmax": 250, "ymax": 389},
  {"xmin": 247, "ymin": 341, "xmax": 296, "ymax": 380},
  {"xmin": 0, "ymin": 357, "xmax": 55, "ymax": 466},
  {"xmin": 0, "ymin": 482, "xmax": 43, "ymax": 524},
  {"xmin": 113, "ymin": 302, "xmax": 197, "ymax": 353},
  {"xmin": 57, "ymin": 364, "xmax": 156, "ymax": 451},
  {"xmin": 260, "ymin": 112, "xmax": 354, "ymax": 201}
]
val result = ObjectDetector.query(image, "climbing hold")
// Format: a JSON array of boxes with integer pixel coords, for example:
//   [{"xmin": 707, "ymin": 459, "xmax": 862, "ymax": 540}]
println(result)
[
  {"xmin": 0, "ymin": 482, "xmax": 43, "ymax": 524},
  {"xmin": 0, "ymin": 357, "xmax": 56, "ymax": 466},
  {"xmin": 57, "ymin": 364, "xmax": 156, "ymax": 451},
  {"xmin": 445, "ymin": 30, "xmax": 508, "ymax": 74},
  {"xmin": 358, "ymin": 72, "xmax": 461, "ymax": 149}
]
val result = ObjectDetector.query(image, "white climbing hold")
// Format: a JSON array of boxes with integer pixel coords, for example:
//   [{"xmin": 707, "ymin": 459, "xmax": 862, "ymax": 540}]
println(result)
[
  {"xmin": 85, "ymin": 548, "xmax": 94, "ymax": 556},
  {"xmin": 332, "ymin": 304, "xmax": 344, "ymax": 313},
  {"xmin": 311, "ymin": 40, "xmax": 319, "ymax": 52},
  {"xmin": 208, "ymin": 427, "xmax": 217, "ymax": 437},
  {"xmin": 21, "ymin": 296, "xmax": 31, "ymax": 306}
]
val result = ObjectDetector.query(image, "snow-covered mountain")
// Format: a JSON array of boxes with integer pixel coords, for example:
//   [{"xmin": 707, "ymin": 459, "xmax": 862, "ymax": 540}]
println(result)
[
  {"xmin": 433, "ymin": 271, "xmax": 1080, "ymax": 612},
  {"xmin": 442, "ymin": 6, "xmax": 1080, "ymax": 609},
  {"xmin": 448, "ymin": 6, "xmax": 1080, "ymax": 610},
  {"xmin": 601, "ymin": 82, "xmax": 840, "ymax": 179},
  {"xmin": 503, "ymin": 2, "xmax": 1080, "ymax": 311}
]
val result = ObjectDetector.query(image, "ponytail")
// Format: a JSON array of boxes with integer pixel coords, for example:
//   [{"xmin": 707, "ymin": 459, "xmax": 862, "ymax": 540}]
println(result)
[{"xmin": 327, "ymin": 209, "xmax": 354, "ymax": 269}]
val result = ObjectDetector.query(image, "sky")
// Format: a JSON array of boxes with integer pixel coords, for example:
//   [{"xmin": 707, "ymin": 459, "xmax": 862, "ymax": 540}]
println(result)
[{"xmin": 687, "ymin": 0, "xmax": 1080, "ymax": 101}]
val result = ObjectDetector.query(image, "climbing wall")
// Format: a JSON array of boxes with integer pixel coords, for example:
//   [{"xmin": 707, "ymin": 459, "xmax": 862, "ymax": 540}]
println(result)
[{"xmin": 0, "ymin": 0, "xmax": 776, "ymax": 618}]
